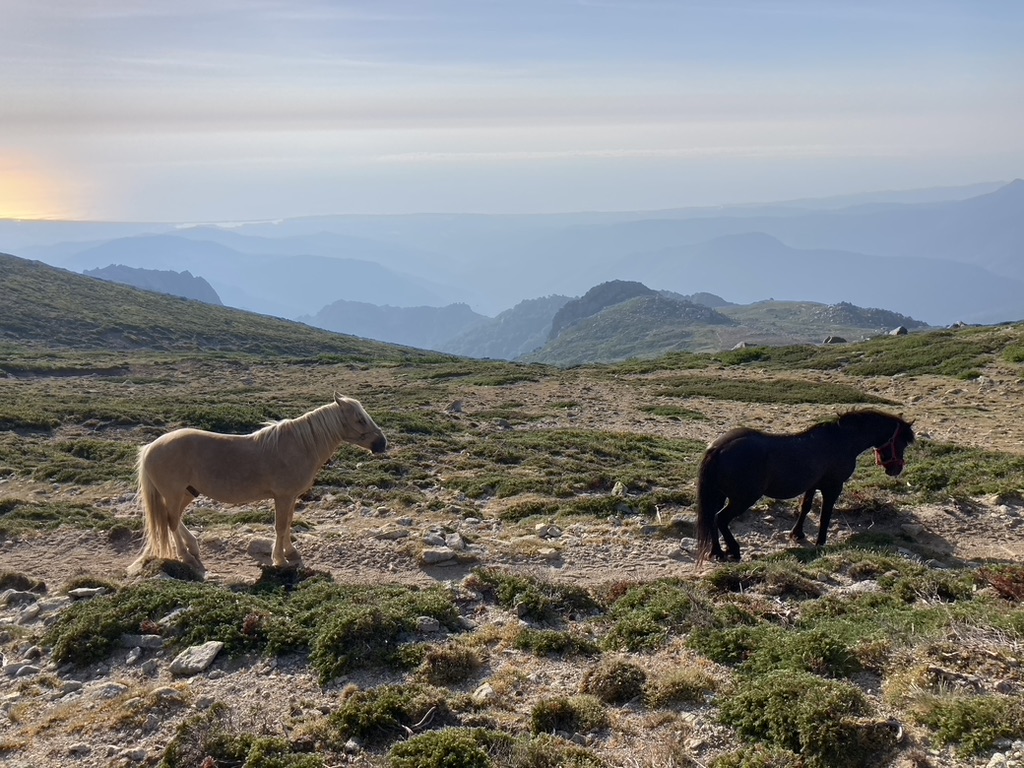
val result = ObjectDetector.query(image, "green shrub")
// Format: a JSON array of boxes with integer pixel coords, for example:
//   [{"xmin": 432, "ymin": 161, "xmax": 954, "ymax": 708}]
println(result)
[
  {"xmin": 416, "ymin": 645, "xmax": 484, "ymax": 686},
  {"xmin": 0, "ymin": 499, "xmax": 129, "ymax": 536},
  {"xmin": 717, "ymin": 671, "xmax": 891, "ymax": 768},
  {"xmin": 505, "ymin": 733, "xmax": 606, "ymax": 768},
  {"xmin": 709, "ymin": 744, "xmax": 803, "ymax": 768},
  {"xmin": 161, "ymin": 703, "xmax": 322, "ymax": 768},
  {"xmin": 324, "ymin": 684, "xmax": 457, "ymax": 750},
  {"xmin": 580, "ymin": 658, "xmax": 646, "ymax": 704},
  {"xmin": 387, "ymin": 727, "xmax": 506, "ymax": 768},
  {"xmin": 44, "ymin": 578, "xmax": 461, "ymax": 683},
  {"xmin": 469, "ymin": 569, "xmax": 600, "ymax": 624},
  {"xmin": 703, "ymin": 560, "xmax": 825, "ymax": 599},
  {"xmin": 514, "ymin": 629, "xmax": 600, "ymax": 657},
  {"xmin": 603, "ymin": 579, "xmax": 708, "ymax": 651},
  {"xmin": 910, "ymin": 692, "xmax": 1024, "ymax": 756},
  {"xmin": 530, "ymin": 695, "xmax": 608, "ymax": 735},
  {"xmin": 646, "ymin": 666, "xmax": 719, "ymax": 708}
]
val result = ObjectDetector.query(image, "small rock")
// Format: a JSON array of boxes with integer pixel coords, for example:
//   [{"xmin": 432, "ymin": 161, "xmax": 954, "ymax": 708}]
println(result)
[
  {"xmin": 17, "ymin": 604, "xmax": 41, "ymax": 624},
  {"xmin": 472, "ymin": 683, "xmax": 496, "ymax": 704},
  {"xmin": 421, "ymin": 547, "xmax": 457, "ymax": 565},
  {"xmin": 374, "ymin": 527, "xmax": 410, "ymax": 541},
  {"xmin": 89, "ymin": 682, "xmax": 130, "ymax": 699},
  {"xmin": 126, "ymin": 647, "xmax": 143, "ymax": 665},
  {"xmin": 60, "ymin": 680, "xmax": 84, "ymax": 695},
  {"xmin": 0, "ymin": 590, "xmax": 37, "ymax": 607},
  {"xmin": 3, "ymin": 663, "xmax": 39, "ymax": 678},
  {"xmin": 416, "ymin": 616, "xmax": 441, "ymax": 633},
  {"xmin": 68, "ymin": 587, "xmax": 107, "ymax": 600},
  {"xmin": 169, "ymin": 641, "xmax": 223, "ymax": 677},
  {"xmin": 158, "ymin": 607, "xmax": 187, "ymax": 626},
  {"xmin": 246, "ymin": 538, "xmax": 274, "ymax": 560},
  {"xmin": 69, "ymin": 743, "xmax": 92, "ymax": 756}
]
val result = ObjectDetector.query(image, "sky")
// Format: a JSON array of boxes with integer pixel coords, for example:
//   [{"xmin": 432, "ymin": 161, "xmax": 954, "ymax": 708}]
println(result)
[{"xmin": 1, "ymin": 0, "xmax": 1022, "ymax": 222}]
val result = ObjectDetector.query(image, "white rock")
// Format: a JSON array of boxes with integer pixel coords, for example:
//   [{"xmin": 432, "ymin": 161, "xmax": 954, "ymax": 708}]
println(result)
[
  {"xmin": 472, "ymin": 683, "xmax": 496, "ymax": 704},
  {"xmin": 68, "ymin": 587, "xmax": 107, "ymax": 600},
  {"xmin": 169, "ymin": 641, "xmax": 224, "ymax": 677},
  {"xmin": 421, "ymin": 547, "xmax": 457, "ymax": 565}
]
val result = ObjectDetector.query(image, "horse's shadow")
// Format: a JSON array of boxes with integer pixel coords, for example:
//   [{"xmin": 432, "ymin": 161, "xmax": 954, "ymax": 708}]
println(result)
[{"xmin": 761, "ymin": 498, "xmax": 965, "ymax": 566}]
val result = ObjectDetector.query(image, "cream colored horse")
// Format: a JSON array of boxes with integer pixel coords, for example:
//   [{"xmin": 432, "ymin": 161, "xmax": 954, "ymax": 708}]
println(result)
[{"xmin": 130, "ymin": 394, "xmax": 387, "ymax": 577}]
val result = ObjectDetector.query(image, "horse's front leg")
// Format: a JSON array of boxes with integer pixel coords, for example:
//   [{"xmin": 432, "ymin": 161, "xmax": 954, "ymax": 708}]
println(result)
[
  {"xmin": 789, "ymin": 490, "xmax": 817, "ymax": 542},
  {"xmin": 272, "ymin": 496, "xmax": 302, "ymax": 568},
  {"xmin": 815, "ymin": 484, "xmax": 843, "ymax": 547}
]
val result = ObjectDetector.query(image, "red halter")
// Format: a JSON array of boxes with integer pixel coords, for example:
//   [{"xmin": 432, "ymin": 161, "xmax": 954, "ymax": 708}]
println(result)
[{"xmin": 874, "ymin": 425, "xmax": 905, "ymax": 472}]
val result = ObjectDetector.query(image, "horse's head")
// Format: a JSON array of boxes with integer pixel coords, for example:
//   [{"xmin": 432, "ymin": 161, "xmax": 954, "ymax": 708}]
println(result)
[
  {"xmin": 335, "ymin": 393, "xmax": 388, "ymax": 454},
  {"xmin": 875, "ymin": 418, "xmax": 915, "ymax": 476}
]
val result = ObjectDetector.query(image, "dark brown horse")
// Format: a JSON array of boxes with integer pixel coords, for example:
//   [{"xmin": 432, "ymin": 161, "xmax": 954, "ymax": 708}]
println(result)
[{"xmin": 695, "ymin": 409, "xmax": 914, "ymax": 564}]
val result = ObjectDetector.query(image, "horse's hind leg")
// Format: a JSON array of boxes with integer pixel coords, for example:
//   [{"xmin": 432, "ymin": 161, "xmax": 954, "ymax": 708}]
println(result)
[
  {"xmin": 789, "ymin": 490, "xmax": 817, "ymax": 542},
  {"xmin": 272, "ymin": 496, "xmax": 301, "ymax": 568},
  {"xmin": 716, "ymin": 499, "xmax": 752, "ymax": 561},
  {"xmin": 166, "ymin": 493, "xmax": 205, "ymax": 576}
]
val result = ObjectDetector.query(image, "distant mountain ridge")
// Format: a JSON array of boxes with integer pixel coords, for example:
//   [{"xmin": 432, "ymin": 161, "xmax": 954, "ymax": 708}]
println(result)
[
  {"xmin": 4, "ymin": 179, "xmax": 1022, "ymax": 344},
  {"xmin": 42, "ymin": 233, "xmax": 465, "ymax": 320},
  {"xmin": 1, "ymin": 253, "xmax": 930, "ymax": 366},
  {"xmin": 84, "ymin": 264, "xmax": 222, "ymax": 305}
]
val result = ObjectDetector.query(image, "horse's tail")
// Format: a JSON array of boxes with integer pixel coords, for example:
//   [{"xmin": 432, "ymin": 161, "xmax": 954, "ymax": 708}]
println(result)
[
  {"xmin": 695, "ymin": 446, "xmax": 725, "ymax": 566},
  {"xmin": 136, "ymin": 444, "xmax": 173, "ymax": 561}
]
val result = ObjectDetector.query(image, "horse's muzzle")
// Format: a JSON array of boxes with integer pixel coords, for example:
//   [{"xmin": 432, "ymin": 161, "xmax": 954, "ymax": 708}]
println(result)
[
  {"xmin": 371, "ymin": 436, "xmax": 388, "ymax": 454},
  {"xmin": 875, "ymin": 448, "xmax": 904, "ymax": 476}
]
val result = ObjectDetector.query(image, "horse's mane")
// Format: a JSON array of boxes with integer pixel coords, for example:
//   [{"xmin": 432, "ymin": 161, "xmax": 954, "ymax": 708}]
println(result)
[
  {"xmin": 821, "ymin": 408, "xmax": 915, "ymax": 441},
  {"xmin": 253, "ymin": 400, "xmax": 356, "ymax": 456}
]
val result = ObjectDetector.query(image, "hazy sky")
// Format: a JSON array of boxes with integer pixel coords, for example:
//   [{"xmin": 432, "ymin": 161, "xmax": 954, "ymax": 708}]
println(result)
[{"xmin": 2, "ymin": 0, "xmax": 1022, "ymax": 221}]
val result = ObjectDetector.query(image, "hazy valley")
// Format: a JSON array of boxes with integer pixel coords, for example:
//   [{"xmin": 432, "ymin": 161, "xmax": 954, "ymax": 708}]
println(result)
[{"xmin": 2, "ymin": 179, "xmax": 1022, "ymax": 364}]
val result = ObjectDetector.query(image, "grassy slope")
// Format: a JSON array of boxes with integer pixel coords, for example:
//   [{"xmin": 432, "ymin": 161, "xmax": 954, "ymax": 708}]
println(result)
[
  {"xmin": 0, "ymin": 252, "xmax": 448, "ymax": 362},
  {"xmin": 526, "ymin": 296, "xmax": 930, "ymax": 364}
]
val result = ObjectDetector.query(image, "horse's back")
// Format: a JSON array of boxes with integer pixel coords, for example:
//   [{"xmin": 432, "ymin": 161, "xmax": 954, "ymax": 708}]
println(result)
[
  {"xmin": 141, "ymin": 428, "xmax": 255, "ymax": 472},
  {"xmin": 704, "ymin": 427, "xmax": 827, "ymax": 500},
  {"xmin": 707, "ymin": 426, "xmax": 764, "ymax": 451}
]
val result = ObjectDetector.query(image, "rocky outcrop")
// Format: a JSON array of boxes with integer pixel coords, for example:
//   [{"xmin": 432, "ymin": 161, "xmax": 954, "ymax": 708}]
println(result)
[{"xmin": 85, "ymin": 264, "xmax": 222, "ymax": 305}]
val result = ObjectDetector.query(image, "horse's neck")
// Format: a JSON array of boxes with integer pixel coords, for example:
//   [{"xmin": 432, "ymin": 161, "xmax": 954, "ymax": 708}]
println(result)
[
  {"xmin": 846, "ymin": 419, "xmax": 894, "ymax": 451},
  {"xmin": 271, "ymin": 414, "xmax": 343, "ymax": 463}
]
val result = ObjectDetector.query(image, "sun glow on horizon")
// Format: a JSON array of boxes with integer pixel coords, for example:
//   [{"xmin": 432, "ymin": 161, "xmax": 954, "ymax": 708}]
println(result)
[{"xmin": 0, "ymin": 156, "xmax": 79, "ymax": 220}]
